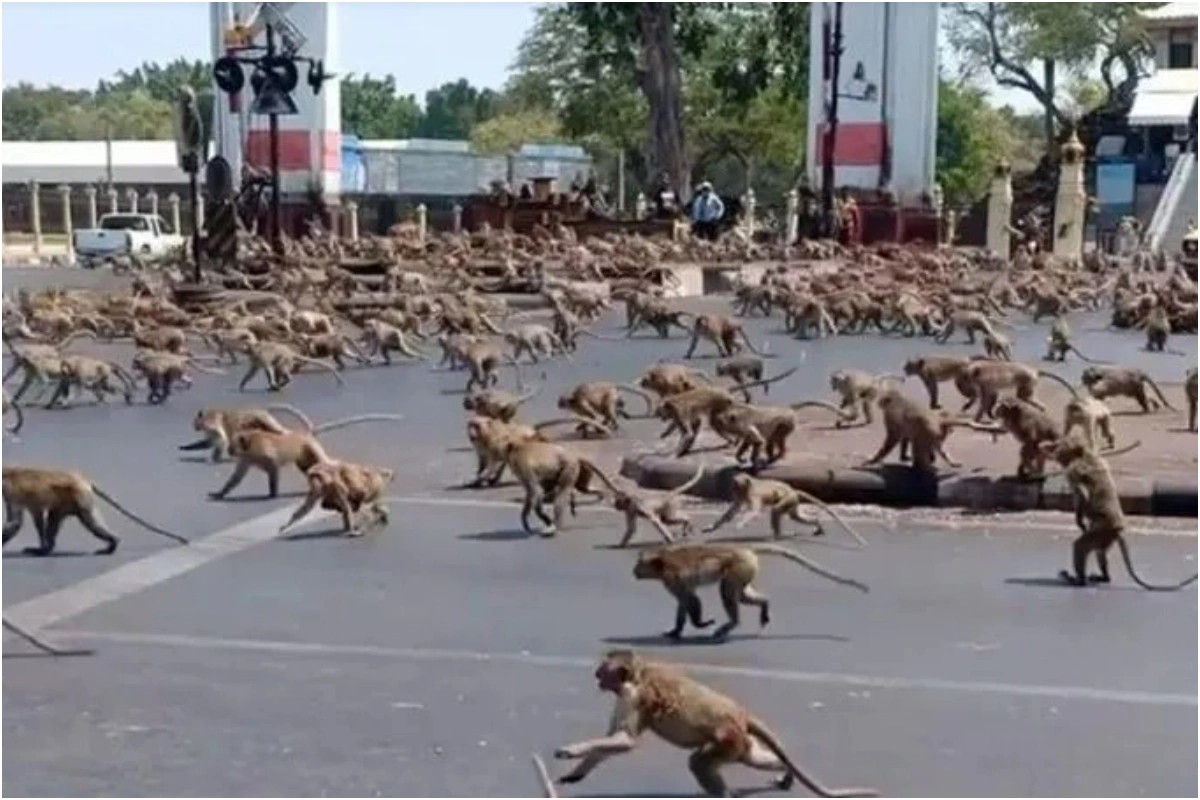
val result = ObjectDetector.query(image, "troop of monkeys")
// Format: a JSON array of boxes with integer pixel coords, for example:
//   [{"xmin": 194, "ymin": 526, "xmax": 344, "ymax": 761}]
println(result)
[{"xmin": 4, "ymin": 232, "xmax": 1198, "ymax": 797}]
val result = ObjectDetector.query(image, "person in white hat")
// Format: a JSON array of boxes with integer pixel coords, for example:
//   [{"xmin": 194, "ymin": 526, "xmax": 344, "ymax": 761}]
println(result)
[{"xmin": 690, "ymin": 181, "xmax": 725, "ymax": 241}]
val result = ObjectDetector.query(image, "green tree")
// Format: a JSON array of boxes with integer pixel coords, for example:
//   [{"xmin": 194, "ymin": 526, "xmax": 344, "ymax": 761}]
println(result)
[
  {"xmin": 936, "ymin": 80, "xmax": 1018, "ymax": 206},
  {"xmin": 470, "ymin": 108, "xmax": 564, "ymax": 155},
  {"xmin": 340, "ymin": 74, "xmax": 422, "ymax": 138},
  {"xmin": 416, "ymin": 79, "xmax": 500, "ymax": 139},
  {"xmin": 946, "ymin": 2, "xmax": 1162, "ymax": 151}
]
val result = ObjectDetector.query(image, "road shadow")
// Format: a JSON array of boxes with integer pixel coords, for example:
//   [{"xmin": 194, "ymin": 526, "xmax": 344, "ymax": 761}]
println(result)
[
  {"xmin": 276, "ymin": 526, "xmax": 357, "ymax": 542},
  {"xmin": 1004, "ymin": 576, "xmax": 1142, "ymax": 592},
  {"xmin": 208, "ymin": 490, "xmax": 308, "ymax": 503},
  {"xmin": 458, "ymin": 528, "xmax": 544, "ymax": 542},
  {"xmin": 3, "ymin": 650, "xmax": 96, "ymax": 660},
  {"xmin": 3, "ymin": 549, "xmax": 104, "ymax": 560},
  {"xmin": 602, "ymin": 631, "xmax": 849, "ymax": 648}
]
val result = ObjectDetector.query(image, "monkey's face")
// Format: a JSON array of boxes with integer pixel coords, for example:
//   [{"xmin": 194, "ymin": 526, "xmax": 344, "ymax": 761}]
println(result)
[
  {"xmin": 556, "ymin": 395, "xmax": 571, "ymax": 410},
  {"xmin": 902, "ymin": 359, "xmax": 922, "ymax": 377},
  {"xmin": 595, "ymin": 652, "xmax": 635, "ymax": 694},
  {"xmin": 462, "ymin": 395, "xmax": 478, "ymax": 411},
  {"xmin": 1080, "ymin": 368, "xmax": 1102, "ymax": 387}
]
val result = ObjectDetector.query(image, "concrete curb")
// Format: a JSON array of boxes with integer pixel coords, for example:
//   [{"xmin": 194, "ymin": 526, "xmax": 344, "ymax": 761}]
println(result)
[{"xmin": 621, "ymin": 456, "xmax": 1199, "ymax": 519}]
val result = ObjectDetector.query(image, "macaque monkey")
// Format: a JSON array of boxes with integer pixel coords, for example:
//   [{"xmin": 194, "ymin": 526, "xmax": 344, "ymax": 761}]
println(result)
[
  {"xmin": 550, "ymin": 650, "xmax": 879, "ymax": 797},
  {"xmin": 684, "ymin": 314, "xmax": 772, "ymax": 360},
  {"xmin": 277, "ymin": 459, "xmax": 396, "ymax": 537}
]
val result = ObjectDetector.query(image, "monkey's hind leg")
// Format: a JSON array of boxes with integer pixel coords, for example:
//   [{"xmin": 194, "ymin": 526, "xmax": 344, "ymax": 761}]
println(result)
[{"xmin": 76, "ymin": 506, "xmax": 119, "ymax": 555}]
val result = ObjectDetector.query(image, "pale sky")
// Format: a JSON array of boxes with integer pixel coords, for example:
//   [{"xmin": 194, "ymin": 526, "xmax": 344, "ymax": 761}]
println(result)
[
  {"xmin": 1, "ymin": 1, "xmax": 1038, "ymax": 112},
  {"xmin": 1, "ymin": 2, "xmax": 540, "ymax": 99}
]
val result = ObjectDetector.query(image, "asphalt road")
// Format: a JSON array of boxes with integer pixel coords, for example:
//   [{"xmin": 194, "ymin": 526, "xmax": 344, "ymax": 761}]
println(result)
[{"xmin": 3, "ymin": 265, "xmax": 1197, "ymax": 797}]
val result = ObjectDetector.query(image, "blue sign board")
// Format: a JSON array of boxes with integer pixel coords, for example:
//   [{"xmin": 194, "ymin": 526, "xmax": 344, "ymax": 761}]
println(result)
[{"xmin": 1095, "ymin": 162, "xmax": 1136, "ymax": 218}]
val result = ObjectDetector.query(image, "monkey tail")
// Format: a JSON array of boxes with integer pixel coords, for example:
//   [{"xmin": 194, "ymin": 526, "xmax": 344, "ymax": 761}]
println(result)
[
  {"xmin": 738, "ymin": 329, "xmax": 774, "ymax": 358},
  {"xmin": 1144, "ymin": 377, "xmax": 1177, "ymax": 410},
  {"xmin": 752, "ymin": 544, "xmax": 870, "ymax": 593},
  {"xmin": 746, "ymin": 718, "xmax": 878, "ymax": 798},
  {"xmin": 579, "ymin": 457, "xmax": 624, "ymax": 497},
  {"xmin": 265, "ymin": 403, "xmax": 315, "ymax": 432},
  {"xmin": 313, "ymin": 414, "xmax": 406, "ymax": 434},
  {"xmin": 186, "ymin": 359, "xmax": 228, "ymax": 376},
  {"xmin": 736, "ymin": 365, "xmax": 799, "ymax": 393},
  {"xmin": 92, "ymin": 486, "xmax": 189, "ymax": 545},
  {"xmin": 789, "ymin": 400, "xmax": 848, "ymax": 418},
  {"xmin": 299, "ymin": 356, "xmax": 346, "ymax": 386},
  {"xmin": 1037, "ymin": 370, "xmax": 1080, "ymax": 399},
  {"xmin": 530, "ymin": 753, "xmax": 558, "ymax": 798},
  {"xmin": 480, "ymin": 313, "xmax": 504, "ymax": 334},
  {"xmin": 533, "ymin": 415, "xmax": 615, "ymax": 437},
  {"xmin": 1067, "ymin": 344, "xmax": 1107, "ymax": 365},
  {"xmin": 617, "ymin": 384, "xmax": 658, "ymax": 415},
  {"xmin": 1100, "ymin": 439, "xmax": 1142, "ymax": 459},
  {"xmin": 516, "ymin": 384, "xmax": 543, "ymax": 405},
  {"xmin": 666, "ymin": 463, "xmax": 706, "ymax": 499},
  {"xmin": 786, "ymin": 485, "xmax": 870, "ymax": 549},
  {"xmin": 1115, "ymin": 535, "xmax": 1198, "ymax": 591}
]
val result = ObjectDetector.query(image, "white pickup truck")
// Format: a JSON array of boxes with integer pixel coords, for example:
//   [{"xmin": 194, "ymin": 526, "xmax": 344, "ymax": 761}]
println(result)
[{"xmin": 73, "ymin": 213, "xmax": 185, "ymax": 263}]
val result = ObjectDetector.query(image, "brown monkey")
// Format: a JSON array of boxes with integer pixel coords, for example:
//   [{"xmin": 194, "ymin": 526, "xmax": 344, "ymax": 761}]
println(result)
[
  {"xmin": 633, "ymin": 542, "xmax": 869, "ymax": 640},
  {"xmin": 276, "ymin": 459, "xmax": 396, "ymax": 537},
  {"xmin": 703, "ymin": 473, "xmax": 867, "ymax": 546},
  {"xmin": 1186, "ymin": 368, "xmax": 1197, "ymax": 432},
  {"xmin": 296, "ymin": 331, "xmax": 372, "ymax": 369},
  {"xmin": 463, "ymin": 415, "xmax": 612, "ymax": 488},
  {"xmin": 551, "ymin": 650, "xmax": 879, "ymax": 797},
  {"xmin": 2, "ymin": 617, "xmax": 94, "ymax": 657},
  {"xmin": 462, "ymin": 339, "xmax": 523, "ymax": 392},
  {"xmin": 1041, "ymin": 435, "xmax": 1198, "ymax": 591},
  {"xmin": 463, "ymin": 385, "xmax": 541, "ymax": 423},
  {"xmin": 557, "ymin": 381, "xmax": 657, "ymax": 434},
  {"xmin": 684, "ymin": 313, "xmax": 772, "ymax": 359},
  {"xmin": 638, "ymin": 363, "xmax": 713, "ymax": 398},
  {"xmin": 710, "ymin": 400, "xmax": 846, "ymax": 466},
  {"xmin": 436, "ymin": 332, "xmax": 480, "ymax": 370},
  {"xmin": 240, "ymin": 342, "xmax": 345, "ymax": 391},
  {"xmin": 500, "ymin": 439, "xmax": 623, "ymax": 536},
  {"xmin": 1043, "ymin": 317, "xmax": 1104, "ymax": 363},
  {"xmin": 208, "ymin": 429, "xmax": 336, "ymax": 500},
  {"xmin": 959, "ymin": 361, "xmax": 1076, "ymax": 422},
  {"xmin": 182, "ymin": 406, "xmax": 404, "ymax": 463},
  {"xmin": 44, "ymin": 355, "xmax": 137, "ymax": 408},
  {"xmin": 829, "ymin": 370, "xmax": 902, "ymax": 427},
  {"xmin": 3, "ymin": 466, "xmax": 189, "ymax": 555},
  {"xmin": 967, "ymin": 396, "xmax": 1062, "ymax": 479},
  {"xmin": 130, "ymin": 350, "xmax": 225, "ymax": 404},
  {"xmin": 714, "ymin": 355, "xmax": 766, "ymax": 401},
  {"xmin": 656, "ymin": 368, "xmax": 800, "ymax": 457},
  {"xmin": 611, "ymin": 464, "xmax": 705, "ymax": 547},
  {"xmin": 3, "ymin": 388, "xmax": 23, "ymax": 436},
  {"xmin": 935, "ymin": 309, "xmax": 1002, "ymax": 344},
  {"xmin": 863, "ymin": 389, "xmax": 964, "ymax": 471},
  {"xmin": 504, "ymin": 323, "xmax": 571, "ymax": 363},
  {"xmin": 1137, "ymin": 306, "xmax": 1174, "ymax": 353},
  {"xmin": 901, "ymin": 355, "xmax": 977, "ymax": 411},
  {"xmin": 362, "ymin": 319, "xmax": 426, "ymax": 365},
  {"xmin": 1080, "ymin": 365, "xmax": 1175, "ymax": 413}
]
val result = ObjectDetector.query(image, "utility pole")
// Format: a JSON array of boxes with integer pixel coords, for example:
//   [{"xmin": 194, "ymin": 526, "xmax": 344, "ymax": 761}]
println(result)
[
  {"xmin": 821, "ymin": 2, "xmax": 844, "ymax": 238},
  {"xmin": 266, "ymin": 23, "xmax": 284, "ymax": 255}
]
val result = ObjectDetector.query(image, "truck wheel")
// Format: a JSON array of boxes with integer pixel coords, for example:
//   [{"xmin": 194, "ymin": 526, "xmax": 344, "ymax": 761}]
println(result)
[{"xmin": 140, "ymin": 244, "xmax": 152, "ymax": 255}]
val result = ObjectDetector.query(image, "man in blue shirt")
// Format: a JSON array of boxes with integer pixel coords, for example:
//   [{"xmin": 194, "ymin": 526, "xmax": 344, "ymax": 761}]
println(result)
[{"xmin": 690, "ymin": 181, "xmax": 725, "ymax": 241}]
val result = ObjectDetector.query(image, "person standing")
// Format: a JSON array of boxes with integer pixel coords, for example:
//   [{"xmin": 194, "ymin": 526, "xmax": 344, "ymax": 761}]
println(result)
[{"xmin": 690, "ymin": 181, "xmax": 724, "ymax": 241}]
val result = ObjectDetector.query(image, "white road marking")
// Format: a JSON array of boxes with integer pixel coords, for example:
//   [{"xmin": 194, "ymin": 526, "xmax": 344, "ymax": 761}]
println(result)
[
  {"xmin": 5, "ymin": 494, "xmax": 1193, "ymax": 634},
  {"xmin": 47, "ymin": 629, "xmax": 1199, "ymax": 709}
]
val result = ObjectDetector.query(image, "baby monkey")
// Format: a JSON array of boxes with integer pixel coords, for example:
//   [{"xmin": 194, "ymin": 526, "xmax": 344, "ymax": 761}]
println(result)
[
  {"xmin": 612, "ymin": 464, "xmax": 705, "ymax": 547},
  {"xmin": 633, "ymin": 542, "xmax": 869, "ymax": 641},
  {"xmin": 277, "ymin": 459, "xmax": 396, "ymax": 537}
]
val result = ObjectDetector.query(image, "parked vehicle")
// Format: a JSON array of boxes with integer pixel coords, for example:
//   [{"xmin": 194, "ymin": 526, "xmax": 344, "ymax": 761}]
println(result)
[{"xmin": 73, "ymin": 213, "xmax": 184, "ymax": 264}]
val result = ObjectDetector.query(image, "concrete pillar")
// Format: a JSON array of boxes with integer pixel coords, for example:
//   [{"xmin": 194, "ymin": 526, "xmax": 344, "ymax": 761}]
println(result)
[
  {"xmin": 84, "ymin": 186, "xmax": 98, "ymax": 229},
  {"xmin": 168, "ymin": 193, "xmax": 182, "ymax": 235},
  {"xmin": 106, "ymin": 187, "xmax": 119, "ymax": 215},
  {"xmin": 345, "ymin": 201, "xmax": 359, "ymax": 242},
  {"xmin": 635, "ymin": 192, "xmax": 647, "ymax": 220},
  {"xmin": 452, "ymin": 203, "xmax": 463, "ymax": 234},
  {"xmin": 29, "ymin": 182, "xmax": 43, "ymax": 257},
  {"xmin": 1053, "ymin": 131, "xmax": 1087, "ymax": 259},
  {"xmin": 985, "ymin": 161, "xmax": 1012, "ymax": 257},
  {"xmin": 146, "ymin": 190, "xmax": 160, "ymax": 218},
  {"xmin": 416, "ymin": 203, "xmax": 427, "ymax": 244},
  {"xmin": 58, "ymin": 185, "xmax": 74, "ymax": 264},
  {"xmin": 785, "ymin": 189, "xmax": 799, "ymax": 244},
  {"xmin": 742, "ymin": 188, "xmax": 757, "ymax": 239},
  {"xmin": 126, "ymin": 188, "xmax": 139, "ymax": 213}
]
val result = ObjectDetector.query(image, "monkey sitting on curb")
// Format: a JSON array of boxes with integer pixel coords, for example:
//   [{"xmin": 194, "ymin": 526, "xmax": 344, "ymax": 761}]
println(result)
[
  {"xmin": 277, "ymin": 459, "xmax": 396, "ymax": 538},
  {"xmin": 3, "ymin": 466, "xmax": 189, "ymax": 556},
  {"xmin": 611, "ymin": 464, "xmax": 705, "ymax": 547},
  {"xmin": 633, "ymin": 542, "xmax": 869, "ymax": 641},
  {"xmin": 550, "ymin": 650, "xmax": 879, "ymax": 797},
  {"xmin": 1040, "ymin": 434, "xmax": 1197, "ymax": 591},
  {"xmin": 702, "ymin": 473, "xmax": 868, "ymax": 547}
]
